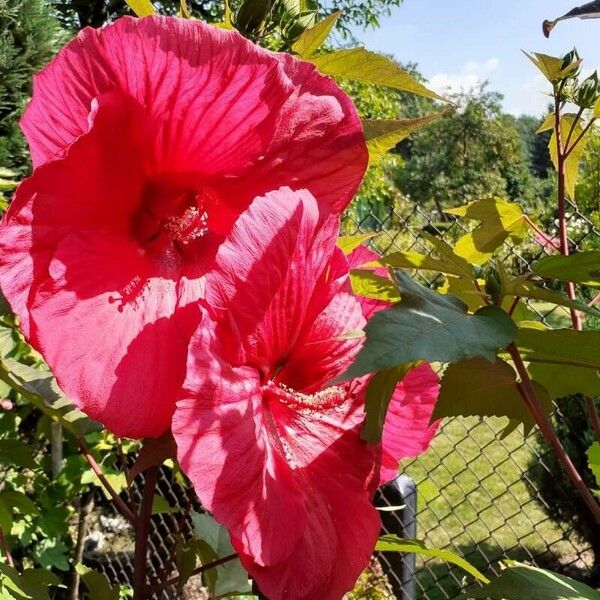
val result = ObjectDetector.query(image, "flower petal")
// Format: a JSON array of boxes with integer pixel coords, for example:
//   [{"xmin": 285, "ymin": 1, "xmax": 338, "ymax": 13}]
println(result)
[
  {"xmin": 379, "ymin": 363, "xmax": 441, "ymax": 485},
  {"xmin": 205, "ymin": 188, "xmax": 342, "ymax": 374},
  {"xmin": 29, "ymin": 231, "xmax": 199, "ymax": 438},
  {"xmin": 22, "ymin": 16, "xmax": 366, "ymax": 215}
]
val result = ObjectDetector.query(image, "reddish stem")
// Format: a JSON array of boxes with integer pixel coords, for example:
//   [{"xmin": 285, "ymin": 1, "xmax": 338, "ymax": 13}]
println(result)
[
  {"xmin": 0, "ymin": 527, "xmax": 14, "ymax": 567},
  {"xmin": 133, "ymin": 466, "xmax": 159, "ymax": 600},
  {"xmin": 589, "ymin": 291, "xmax": 600, "ymax": 308},
  {"xmin": 554, "ymin": 96, "xmax": 600, "ymax": 442},
  {"xmin": 77, "ymin": 438, "xmax": 136, "ymax": 523},
  {"xmin": 508, "ymin": 344, "xmax": 600, "ymax": 524}
]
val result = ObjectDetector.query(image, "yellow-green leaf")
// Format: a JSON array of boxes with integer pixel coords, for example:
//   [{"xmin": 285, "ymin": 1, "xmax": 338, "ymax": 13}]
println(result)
[
  {"xmin": 549, "ymin": 113, "xmax": 588, "ymax": 199},
  {"xmin": 524, "ymin": 51, "xmax": 580, "ymax": 83},
  {"xmin": 445, "ymin": 197, "xmax": 530, "ymax": 265},
  {"xmin": 533, "ymin": 251, "xmax": 600, "ymax": 289},
  {"xmin": 125, "ymin": 0, "xmax": 155, "ymax": 16},
  {"xmin": 337, "ymin": 232, "xmax": 378, "ymax": 255},
  {"xmin": 311, "ymin": 48, "xmax": 445, "ymax": 101},
  {"xmin": 350, "ymin": 270, "xmax": 399, "ymax": 303},
  {"xmin": 214, "ymin": 0, "xmax": 234, "ymax": 29},
  {"xmin": 363, "ymin": 113, "xmax": 444, "ymax": 164},
  {"xmin": 588, "ymin": 443, "xmax": 600, "ymax": 489},
  {"xmin": 292, "ymin": 11, "xmax": 341, "ymax": 58}
]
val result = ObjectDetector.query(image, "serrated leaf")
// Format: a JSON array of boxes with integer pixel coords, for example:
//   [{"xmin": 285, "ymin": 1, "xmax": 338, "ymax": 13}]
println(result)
[
  {"xmin": 433, "ymin": 358, "xmax": 551, "ymax": 435},
  {"xmin": 292, "ymin": 11, "xmax": 340, "ymax": 57},
  {"xmin": 310, "ymin": 48, "xmax": 444, "ymax": 100},
  {"xmin": 376, "ymin": 535, "xmax": 489, "ymax": 583},
  {"xmin": 350, "ymin": 270, "xmax": 399, "ymax": 303},
  {"xmin": 524, "ymin": 51, "xmax": 580, "ymax": 83},
  {"xmin": 362, "ymin": 363, "xmax": 420, "ymax": 443},
  {"xmin": 33, "ymin": 538, "xmax": 69, "ymax": 571},
  {"xmin": 191, "ymin": 512, "xmax": 250, "ymax": 596},
  {"xmin": 503, "ymin": 276, "xmax": 600, "ymax": 317},
  {"xmin": 342, "ymin": 272, "xmax": 517, "ymax": 380},
  {"xmin": 363, "ymin": 113, "xmax": 444, "ymax": 164},
  {"xmin": 588, "ymin": 443, "xmax": 600, "ymax": 489},
  {"xmin": 124, "ymin": 0, "xmax": 155, "ymax": 16},
  {"xmin": 516, "ymin": 326, "xmax": 600, "ymax": 371},
  {"xmin": 76, "ymin": 564, "xmax": 120, "ymax": 600},
  {"xmin": 533, "ymin": 251, "xmax": 600, "ymax": 288},
  {"xmin": 445, "ymin": 197, "xmax": 530, "ymax": 264},
  {"xmin": 337, "ymin": 232, "xmax": 378, "ymax": 255},
  {"xmin": 420, "ymin": 232, "xmax": 476, "ymax": 279},
  {"xmin": 462, "ymin": 560, "xmax": 600, "ymax": 599}
]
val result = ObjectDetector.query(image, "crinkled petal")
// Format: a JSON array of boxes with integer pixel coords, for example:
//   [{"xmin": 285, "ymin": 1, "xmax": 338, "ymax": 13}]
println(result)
[
  {"xmin": 173, "ymin": 322, "xmax": 306, "ymax": 566},
  {"xmin": 22, "ymin": 16, "xmax": 366, "ymax": 215},
  {"xmin": 379, "ymin": 363, "xmax": 441, "ymax": 485},
  {"xmin": 205, "ymin": 188, "xmax": 343, "ymax": 373}
]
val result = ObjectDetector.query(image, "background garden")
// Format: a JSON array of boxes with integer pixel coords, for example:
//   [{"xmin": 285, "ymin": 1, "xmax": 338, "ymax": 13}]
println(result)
[{"xmin": 1, "ymin": 1, "xmax": 599, "ymax": 599}]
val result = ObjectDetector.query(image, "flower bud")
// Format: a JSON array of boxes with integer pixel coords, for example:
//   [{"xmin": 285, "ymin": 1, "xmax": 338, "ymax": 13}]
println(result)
[
  {"xmin": 574, "ymin": 71, "xmax": 600, "ymax": 108},
  {"xmin": 559, "ymin": 48, "xmax": 581, "ymax": 80},
  {"xmin": 484, "ymin": 266, "xmax": 503, "ymax": 306}
]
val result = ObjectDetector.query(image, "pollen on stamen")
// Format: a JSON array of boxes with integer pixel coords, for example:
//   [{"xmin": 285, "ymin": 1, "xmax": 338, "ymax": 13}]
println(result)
[
  {"xmin": 164, "ymin": 206, "xmax": 209, "ymax": 245},
  {"xmin": 276, "ymin": 383, "xmax": 347, "ymax": 411}
]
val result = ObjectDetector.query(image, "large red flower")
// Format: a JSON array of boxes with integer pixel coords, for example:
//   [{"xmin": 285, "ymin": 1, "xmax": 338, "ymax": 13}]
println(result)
[
  {"xmin": 0, "ymin": 16, "xmax": 367, "ymax": 438},
  {"xmin": 172, "ymin": 189, "xmax": 439, "ymax": 600}
]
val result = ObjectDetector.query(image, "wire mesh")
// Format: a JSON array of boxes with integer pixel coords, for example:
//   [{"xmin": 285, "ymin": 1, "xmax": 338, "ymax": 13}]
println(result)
[{"xmin": 80, "ymin": 197, "xmax": 599, "ymax": 599}]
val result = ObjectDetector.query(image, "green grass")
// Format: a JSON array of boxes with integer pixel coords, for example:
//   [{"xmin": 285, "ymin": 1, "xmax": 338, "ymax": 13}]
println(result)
[{"xmin": 399, "ymin": 417, "xmax": 593, "ymax": 600}]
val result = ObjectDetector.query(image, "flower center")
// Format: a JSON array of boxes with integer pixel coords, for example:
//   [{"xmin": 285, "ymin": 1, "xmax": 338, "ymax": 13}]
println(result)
[
  {"xmin": 132, "ymin": 181, "xmax": 217, "ymax": 258},
  {"xmin": 263, "ymin": 381, "xmax": 347, "ymax": 411}
]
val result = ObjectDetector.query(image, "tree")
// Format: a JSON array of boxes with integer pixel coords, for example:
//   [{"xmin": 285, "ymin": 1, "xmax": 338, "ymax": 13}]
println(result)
[
  {"xmin": 0, "ymin": 0, "xmax": 64, "ymax": 173},
  {"xmin": 395, "ymin": 86, "xmax": 538, "ymax": 219}
]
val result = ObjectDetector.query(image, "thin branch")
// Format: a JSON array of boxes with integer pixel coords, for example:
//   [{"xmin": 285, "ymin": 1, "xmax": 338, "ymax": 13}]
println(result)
[
  {"xmin": 508, "ymin": 344, "xmax": 600, "ymax": 524},
  {"xmin": 0, "ymin": 526, "xmax": 14, "ymax": 567},
  {"xmin": 133, "ymin": 466, "xmax": 159, "ymax": 600},
  {"xmin": 565, "ymin": 107, "xmax": 584, "ymax": 150},
  {"xmin": 70, "ymin": 492, "xmax": 95, "ymax": 600},
  {"xmin": 77, "ymin": 438, "xmax": 136, "ymax": 523},
  {"xmin": 150, "ymin": 553, "xmax": 238, "ymax": 595}
]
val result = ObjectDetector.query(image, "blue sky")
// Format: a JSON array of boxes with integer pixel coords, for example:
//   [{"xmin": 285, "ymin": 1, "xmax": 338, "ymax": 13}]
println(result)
[{"xmin": 351, "ymin": 1, "xmax": 600, "ymax": 116}]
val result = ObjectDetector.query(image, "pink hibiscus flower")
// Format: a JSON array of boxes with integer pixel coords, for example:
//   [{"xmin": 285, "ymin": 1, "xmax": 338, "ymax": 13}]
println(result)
[
  {"xmin": 0, "ymin": 16, "xmax": 366, "ymax": 438},
  {"xmin": 173, "ymin": 188, "xmax": 439, "ymax": 600}
]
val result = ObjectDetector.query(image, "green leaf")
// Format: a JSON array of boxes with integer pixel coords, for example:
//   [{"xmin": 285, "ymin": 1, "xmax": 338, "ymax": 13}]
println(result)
[
  {"xmin": 375, "ymin": 535, "xmax": 489, "ymax": 583},
  {"xmin": 76, "ymin": 564, "xmax": 120, "ymax": 600},
  {"xmin": 0, "ymin": 565, "xmax": 60, "ymax": 600},
  {"xmin": 0, "ymin": 359, "xmax": 100, "ymax": 436},
  {"xmin": 362, "ymin": 363, "xmax": 421, "ymax": 443},
  {"xmin": 214, "ymin": 0, "xmax": 234, "ymax": 29},
  {"xmin": 151, "ymin": 495, "xmax": 177, "ymax": 515},
  {"xmin": 291, "ymin": 11, "xmax": 340, "ymax": 57},
  {"xmin": 191, "ymin": 512, "xmax": 250, "ymax": 596},
  {"xmin": 420, "ymin": 232, "xmax": 477, "ymax": 279},
  {"xmin": 380, "ymin": 248, "xmax": 474, "ymax": 279},
  {"xmin": 310, "ymin": 48, "xmax": 444, "ymax": 100},
  {"xmin": 337, "ymin": 232, "xmax": 378, "ymax": 255},
  {"xmin": 0, "ymin": 439, "xmax": 36, "ymax": 470},
  {"xmin": 462, "ymin": 560, "xmax": 600, "ymax": 599},
  {"xmin": 0, "ymin": 498, "xmax": 12, "ymax": 535},
  {"xmin": 124, "ymin": 0, "xmax": 155, "ymax": 16},
  {"xmin": 445, "ymin": 197, "xmax": 530, "ymax": 265},
  {"xmin": 588, "ymin": 443, "xmax": 600, "ymax": 489},
  {"xmin": 0, "ymin": 491, "xmax": 39, "ymax": 517},
  {"xmin": 235, "ymin": 0, "xmax": 272, "ymax": 35},
  {"xmin": 533, "ymin": 252, "xmax": 600, "ymax": 289},
  {"xmin": 502, "ymin": 276, "xmax": 600, "ymax": 317},
  {"xmin": 516, "ymin": 325, "xmax": 600, "ymax": 371},
  {"xmin": 433, "ymin": 358, "xmax": 551, "ymax": 435},
  {"xmin": 529, "ymin": 362, "xmax": 600, "ymax": 400},
  {"xmin": 349, "ymin": 270, "xmax": 400, "ymax": 303},
  {"xmin": 363, "ymin": 113, "xmax": 444, "ymax": 164},
  {"xmin": 342, "ymin": 272, "xmax": 517, "ymax": 380},
  {"xmin": 33, "ymin": 538, "xmax": 69, "ymax": 571}
]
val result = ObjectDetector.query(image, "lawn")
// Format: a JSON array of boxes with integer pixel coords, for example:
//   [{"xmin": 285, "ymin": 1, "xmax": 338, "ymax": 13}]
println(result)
[{"xmin": 399, "ymin": 417, "xmax": 594, "ymax": 600}]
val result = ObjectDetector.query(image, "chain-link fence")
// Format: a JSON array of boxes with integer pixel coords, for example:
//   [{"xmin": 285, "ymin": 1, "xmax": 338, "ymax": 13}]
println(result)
[{"xmin": 81, "ymin": 196, "xmax": 600, "ymax": 600}]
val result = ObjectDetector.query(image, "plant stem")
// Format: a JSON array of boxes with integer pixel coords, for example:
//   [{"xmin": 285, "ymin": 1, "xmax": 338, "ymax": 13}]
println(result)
[
  {"xmin": 70, "ymin": 491, "xmax": 95, "ymax": 600},
  {"xmin": 0, "ymin": 526, "xmax": 14, "ymax": 567},
  {"xmin": 77, "ymin": 437, "xmax": 136, "ymax": 523},
  {"xmin": 133, "ymin": 466, "xmax": 159, "ymax": 600},
  {"xmin": 554, "ymin": 95, "xmax": 600, "ymax": 442},
  {"xmin": 151, "ymin": 553, "xmax": 238, "ymax": 594},
  {"xmin": 508, "ymin": 344, "xmax": 600, "ymax": 524},
  {"xmin": 589, "ymin": 290, "xmax": 600, "ymax": 308}
]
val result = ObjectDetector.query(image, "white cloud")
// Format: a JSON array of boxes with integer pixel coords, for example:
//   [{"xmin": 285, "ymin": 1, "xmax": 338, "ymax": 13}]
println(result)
[{"xmin": 428, "ymin": 58, "xmax": 500, "ymax": 95}]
